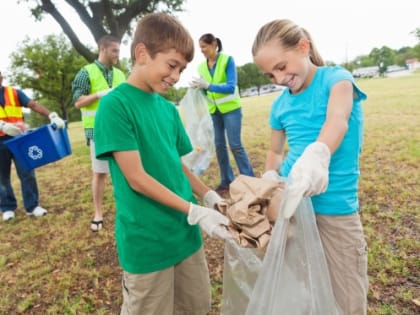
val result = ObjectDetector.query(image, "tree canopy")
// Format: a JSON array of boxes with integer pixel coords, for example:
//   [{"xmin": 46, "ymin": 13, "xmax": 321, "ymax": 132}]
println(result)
[
  {"xmin": 9, "ymin": 34, "xmax": 88, "ymax": 124},
  {"xmin": 21, "ymin": 0, "xmax": 185, "ymax": 61}
]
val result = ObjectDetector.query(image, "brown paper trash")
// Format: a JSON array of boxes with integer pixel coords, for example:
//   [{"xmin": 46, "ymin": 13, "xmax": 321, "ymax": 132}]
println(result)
[{"xmin": 217, "ymin": 175, "xmax": 285, "ymax": 250}]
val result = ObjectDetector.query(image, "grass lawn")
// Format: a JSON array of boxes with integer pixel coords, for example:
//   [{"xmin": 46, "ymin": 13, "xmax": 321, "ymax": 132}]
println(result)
[{"xmin": 0, "ymin": 72, "xmax": 419, "ymax": 314}]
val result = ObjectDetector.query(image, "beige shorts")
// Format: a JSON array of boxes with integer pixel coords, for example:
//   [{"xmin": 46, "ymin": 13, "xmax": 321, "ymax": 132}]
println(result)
[
  {"xmin": 89, "ymin": 139, "xmax": 109, "ymax": 174},
  {"xmin": 120, "ymin": 247, "xmax": 211, "ymax": 315},
  {"xmin": 316, "ymin": 212, "xmax": 369, "ymax": 315}
]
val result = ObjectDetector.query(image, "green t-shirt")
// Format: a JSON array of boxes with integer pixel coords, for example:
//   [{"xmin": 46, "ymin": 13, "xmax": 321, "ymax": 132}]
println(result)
[{"xmin": 94, "ymin": 82, "xmax": 202, "ymax": 273}]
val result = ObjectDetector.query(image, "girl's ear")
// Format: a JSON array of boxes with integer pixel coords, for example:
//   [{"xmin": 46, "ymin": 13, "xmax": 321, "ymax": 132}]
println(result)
[
  {"xmin": 298, "ymin": 38, "xmax": 311, "ymax": 56},
  {"xmin": 135, "ymin": 43, "xmax": 148, "ymax": 64}
]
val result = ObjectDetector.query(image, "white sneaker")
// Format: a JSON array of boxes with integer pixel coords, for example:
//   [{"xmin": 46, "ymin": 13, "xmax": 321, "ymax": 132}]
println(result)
[
  {"xmin": 2, "ymin": 211, "xmax": 15, "ymax": 221},
  {"xmin": 27, "ymin": 206, "xmax": 47, "ymax": 217}
]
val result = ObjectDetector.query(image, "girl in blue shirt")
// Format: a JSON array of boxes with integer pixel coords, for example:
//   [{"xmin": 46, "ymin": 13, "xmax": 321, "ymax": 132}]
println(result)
[{"xmin": 253, "ymin": 19, "xmax": 368, "ymax": 315}]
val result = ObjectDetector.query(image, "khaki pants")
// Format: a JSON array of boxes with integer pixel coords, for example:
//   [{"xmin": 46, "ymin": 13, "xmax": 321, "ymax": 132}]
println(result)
[
  {"xmin": 120, "ymin": 247, "xmax": 211, "ymax": 315},
  {"xmin": 89, "ymin": 139, "xmax": 109, "ymax": 174},
  {"xmin": 316, "ymin": 213, "xmax": 369, "ymax": 315}
]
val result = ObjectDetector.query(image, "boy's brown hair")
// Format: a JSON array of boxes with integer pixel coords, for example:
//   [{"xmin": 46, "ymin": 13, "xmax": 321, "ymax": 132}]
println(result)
[{"xmin": 130, "ymin": 13, "xmax": 194, "ymax": 64}]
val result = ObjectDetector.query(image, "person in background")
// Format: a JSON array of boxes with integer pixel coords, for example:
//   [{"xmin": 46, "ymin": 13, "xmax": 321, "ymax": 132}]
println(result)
[
  {"xmin": 72, "ymin": 35, "xmax": 126, "ymax": 232},
  {"xmin": 94, "ymin": 13, "xmax": 230, "ymax": 314},
  {"xmin": 254, "ymin": 19, "xmax": 368, "ymax": 314},
  {"xmin": 190, "ymin": 33, "xmax": 255, "ymax": 195},
  {"xmin": 0, "ymin": 70, "xmax": 65, "ymax": 221}
]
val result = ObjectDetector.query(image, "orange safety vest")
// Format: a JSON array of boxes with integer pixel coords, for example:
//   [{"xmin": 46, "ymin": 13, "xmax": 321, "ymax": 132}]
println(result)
[{"xmin": 0, "ymin": 86, "xmax": 24, "ymax": 137}]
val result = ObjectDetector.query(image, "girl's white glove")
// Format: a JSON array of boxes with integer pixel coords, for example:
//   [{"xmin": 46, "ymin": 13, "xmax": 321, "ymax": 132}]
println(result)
[
  {"xmin": 289, "ymin": 141, "xmax": 331, "ymax": 197},
  {"xmin": 262, "ymin": 170, "xmax": 282, "ymax": 182},
  {"xmin": 187, "ymin": 203, "xmax": 231, "ymax": 239}
]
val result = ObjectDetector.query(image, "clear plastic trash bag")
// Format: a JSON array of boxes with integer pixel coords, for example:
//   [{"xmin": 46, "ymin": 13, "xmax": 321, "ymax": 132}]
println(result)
[
  {"xmin": 221, "ymin": 196, "xmax": 341, "ymax": 315},
  {"xmin": 179, "ymin": 88, "xmax": 215, "ymax": 175}
]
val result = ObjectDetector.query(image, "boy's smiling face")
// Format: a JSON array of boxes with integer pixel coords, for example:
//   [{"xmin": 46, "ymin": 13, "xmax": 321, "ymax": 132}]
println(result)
[{"xmin": 132, "ymin": 43, "xmax": 188, "ymax": 94}]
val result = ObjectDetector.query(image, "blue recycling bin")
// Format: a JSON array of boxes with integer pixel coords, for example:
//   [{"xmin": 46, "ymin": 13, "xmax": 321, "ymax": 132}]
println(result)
[{"xmin": 4, "ymin": 124, "xmax": 72, "ymax": 171}]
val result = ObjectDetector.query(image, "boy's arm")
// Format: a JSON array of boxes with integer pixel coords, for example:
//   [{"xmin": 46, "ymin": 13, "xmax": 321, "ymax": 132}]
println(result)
[
  {"xmin": 113, "ymin": 150, "xmax": 190, "ymax": 213},
  {"xmin": 181, "ymin": 163, "xmax": 211, "ymax": 198},
  {"xmin": 181, "ymin": 163, "xmax": 223, "ymax": 209},
  {"xmin": 113, "ymin": 150, "xmax": 231, "ymax": 239}
]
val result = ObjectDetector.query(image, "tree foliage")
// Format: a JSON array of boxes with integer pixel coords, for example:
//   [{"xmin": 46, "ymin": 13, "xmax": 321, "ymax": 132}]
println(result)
[
  {"xmin": 9, "ymin": 34, "xmax": 87, "ymax": 124},
  {"xmin": 237, "ymin": 62, "xmax": 270, "ymax": 93},
  {"xmin": 20, "ymin": 0, "xmax": 185, "ymax": 62}
]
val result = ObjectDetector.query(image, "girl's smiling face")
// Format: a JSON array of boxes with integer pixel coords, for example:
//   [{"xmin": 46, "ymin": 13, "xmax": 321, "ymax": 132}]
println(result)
[{"xmin": 253, "ymin": 39, "xmax": 315, "ymax": 94}]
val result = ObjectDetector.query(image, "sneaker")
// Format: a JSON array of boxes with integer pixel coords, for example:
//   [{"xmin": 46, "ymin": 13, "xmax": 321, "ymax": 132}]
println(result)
[
  {"xmin": 26, "ymin": 206, "xmax": 47, "ymax": 217},
  {"xmin": 2, "ymin": 211, "xmax": 15, "ymax": 221}
]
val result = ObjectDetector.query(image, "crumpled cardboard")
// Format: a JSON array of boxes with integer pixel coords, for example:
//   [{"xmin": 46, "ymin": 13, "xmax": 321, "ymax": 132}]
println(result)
[{"xmin": 218, "ymin": 175, "xmax": 284, "ymax": 250}]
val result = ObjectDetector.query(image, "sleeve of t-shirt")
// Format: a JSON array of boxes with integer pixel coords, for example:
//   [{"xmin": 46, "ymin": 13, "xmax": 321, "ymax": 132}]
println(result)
[
  {"xmin": 269, "ymin": 95, "xmax": 285, "ymax": 130},
  {"xmin": 16, "ymin": 89, "xmax": 31, "ymax": 107},
  {"xmin": 173, "ymin": 106, "xmax": 193, "ymax": 157},
  {"xmin": 94, "ymin": 94, "xmax": 138, "ymax": 160},
  {"xmin": 327, "ymin": 67, "xmax": 367, "ymax": 102}
]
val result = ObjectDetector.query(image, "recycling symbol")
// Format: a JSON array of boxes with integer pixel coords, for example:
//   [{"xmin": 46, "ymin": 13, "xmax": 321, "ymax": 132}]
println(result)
[{"xmin": 28, "ymin": 145, "xmax": 43, "ymax": 160}]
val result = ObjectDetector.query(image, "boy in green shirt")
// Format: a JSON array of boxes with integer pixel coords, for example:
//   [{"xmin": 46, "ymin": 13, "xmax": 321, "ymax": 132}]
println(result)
[{"xmin": 94, "ymin": 13, "xmax": 230, "ymax": 314}]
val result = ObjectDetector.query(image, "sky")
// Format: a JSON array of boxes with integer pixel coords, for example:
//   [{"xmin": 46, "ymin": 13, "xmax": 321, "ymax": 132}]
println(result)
[{"xmin": 1, "ymin": 0, "xmax": 419, "ymax": 87}]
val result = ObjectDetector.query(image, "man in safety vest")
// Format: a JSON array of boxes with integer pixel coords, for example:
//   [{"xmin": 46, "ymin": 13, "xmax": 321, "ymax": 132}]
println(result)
[
  {"xmin": 72, "ymin": 35, "xmax": 126, "ymax": 232},
  {"xmin": 0, "ymin": 70, "xmax": 65, "ymax": 221}
]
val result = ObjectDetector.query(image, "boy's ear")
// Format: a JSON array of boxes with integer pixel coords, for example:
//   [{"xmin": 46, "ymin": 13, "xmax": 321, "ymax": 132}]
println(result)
[
  {"xmin": 297, "ymin": 38, "xmax": 311, "ymax": 56},
  {"xmin": 135, "ymin": 43, "xmax": 148, "ymax": 64}
]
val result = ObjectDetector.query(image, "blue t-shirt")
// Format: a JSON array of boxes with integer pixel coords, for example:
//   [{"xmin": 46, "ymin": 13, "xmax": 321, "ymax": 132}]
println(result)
[{"xmin": 270, "ymin": 66, "xmax": 367, "ymax": 215}]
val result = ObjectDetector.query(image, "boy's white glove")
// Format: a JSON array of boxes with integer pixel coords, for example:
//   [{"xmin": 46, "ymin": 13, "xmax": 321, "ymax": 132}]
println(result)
[
  {"xmin": 0, "ymin": 121, "xmax": 22, "ymax": 136},
  {"xmin": 48, "ymin": 112, "xmax": 65, "ymax": 129},
  {"xmin": 262, "ymin": 170, "xmax": 282, "ymax": 182},
  {"xmin": 187, "ymin": 203, "xmax": 231, "ymax": 239},
  {"xmin": 96, "ymin": 88, "xmax": 112, "ymax": 99},
  {"xmin": 189, "ymin": 77, "xmax": 210, "ymax": 89},
  {"xmin": 203, "ymin": 190, "xmax": 224, "ymax": 209},
  {"xmin": 289, "ymin": 141, "xmax": 331, "ymax": 197}
]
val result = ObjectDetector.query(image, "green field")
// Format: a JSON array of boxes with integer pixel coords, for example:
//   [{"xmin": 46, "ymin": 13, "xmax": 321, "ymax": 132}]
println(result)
[{"xmin": 0, "ymin": 72, "xmax": 419, "ymax": 314}]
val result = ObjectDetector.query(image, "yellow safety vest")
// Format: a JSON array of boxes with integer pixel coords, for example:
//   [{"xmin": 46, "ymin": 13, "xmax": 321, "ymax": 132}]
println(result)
[
  {"xmin": 81, "ymin": 63, "xmax": 125, "ymax": 129},
  {"xmin": 198, "ymin": 53, "xmax": 241, "ymax": 114},
  {"xmin": 0, "ymin": 86, "xmax": 24, "ymax": 136}
]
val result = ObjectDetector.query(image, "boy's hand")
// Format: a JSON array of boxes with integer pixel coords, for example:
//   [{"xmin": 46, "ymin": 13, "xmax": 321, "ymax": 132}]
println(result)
[
  {"xmin": 203, "ymin": 190, "xmax": 224, "ymax": 209},
  {"xmin": 289, "ymin": 141, "xmax": 331, "ymax": 196},
  {"xmin": 0, "ymin": 121, "xmax": 22, "ymax": 136},
  {"xmin": 187, "ymin": 203, "xmax": 231, "ymax": 239}
]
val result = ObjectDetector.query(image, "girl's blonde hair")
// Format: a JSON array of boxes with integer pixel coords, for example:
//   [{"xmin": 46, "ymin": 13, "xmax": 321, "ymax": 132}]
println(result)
[
  {"xmin": 252, "ymin": 19, "xmax": 324, "ymax": 66},
  {"xmin": 130, "ymin": 12, "xmax": 194, "ymax": 64}
]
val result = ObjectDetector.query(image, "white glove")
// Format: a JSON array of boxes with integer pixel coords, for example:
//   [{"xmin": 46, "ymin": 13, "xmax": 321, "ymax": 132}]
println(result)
[
  {"xmin": 203, "ymin": 190, "xmax": 224, "ymax": 209},
  {"xmin": 95, "ymin": 88, "xmax": 112, "ymax": 99},
  {"xmin": 189, "ymin": 76, "xmax": 210, "ymax": 89},
  {"xmin": 279, "ymin": 184, "xmax": 305, "ymax": 219},
  {"xmin": 0, "ymin": 121, "xmax": 22, "ymax": 136},
  {"xmin": 187, "ymin": 203, "xmax": 231, "ymax": 239},
  {"xmin": 48, "ymin": 112, "xmax": 65, "ymax": 129},
  {"xmin": 289, "ymin": 141, "xmax": 331, "ymax": 197},
  {"xmin": 262, "ymin": 170, "xmax": 282, "ymax": 182}
]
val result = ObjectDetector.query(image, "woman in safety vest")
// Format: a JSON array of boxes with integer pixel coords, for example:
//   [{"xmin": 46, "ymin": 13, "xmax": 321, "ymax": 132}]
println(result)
[{"xmin": 190, "ymin": 33, "xmax": 255, "ymax": 194}]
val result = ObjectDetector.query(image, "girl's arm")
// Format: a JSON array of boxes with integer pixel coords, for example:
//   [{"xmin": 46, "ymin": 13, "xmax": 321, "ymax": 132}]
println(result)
[
  {"xmin": 113, "ymin": 150, "xmax": 191, "ymax": 214},
  {"xmin": 265, "ymin": 129, "xmax": 286, "ymax": 172},
  {"xmin": 317, "ymin": 80, "xmax": 354, "ymax": 153}
]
